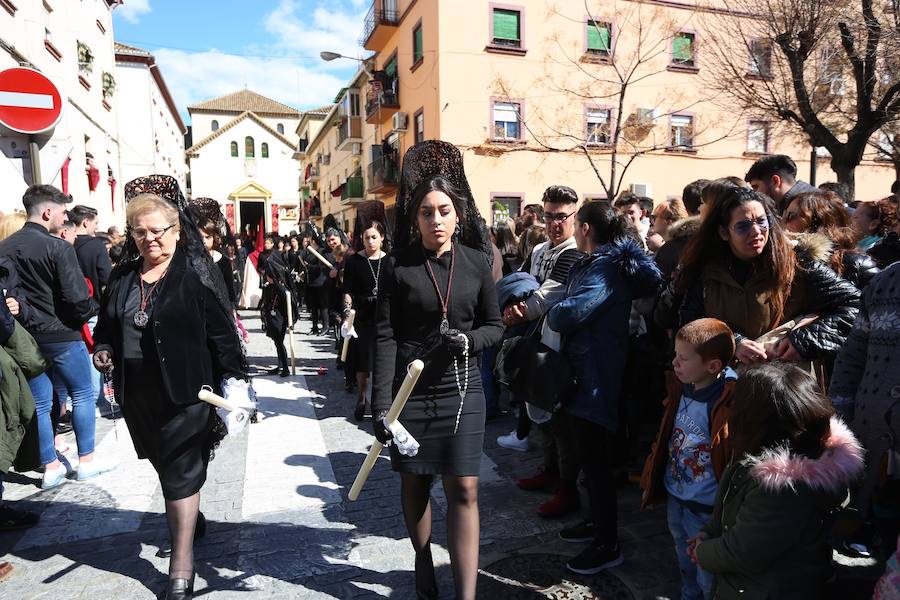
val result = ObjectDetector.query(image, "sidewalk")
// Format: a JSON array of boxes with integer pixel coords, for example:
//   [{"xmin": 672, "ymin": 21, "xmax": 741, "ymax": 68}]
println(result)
[{"xmin": 0, "ymin": 310, "xmax": 680, "ymax": 599}]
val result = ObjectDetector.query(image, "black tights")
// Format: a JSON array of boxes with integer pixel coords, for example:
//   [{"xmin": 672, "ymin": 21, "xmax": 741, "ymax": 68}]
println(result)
[
  {"xmin": 273, "ymin": 337, "xmax": 288, "ymax": 369},
  {"xmin": 165, "ymin": 493, "xmax": 199, "ymax": 579},
  {"xmin": 400, "ymin": 473, "xmax": 479, "ymax": 600}
]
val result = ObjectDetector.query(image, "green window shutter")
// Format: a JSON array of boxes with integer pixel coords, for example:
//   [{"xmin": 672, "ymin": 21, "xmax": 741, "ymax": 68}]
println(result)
[
  {"xmin": 673, "ymin": 33, "xmax": 694, "ymax": 63},
  {"xmin": 413, "ymin": 26, "xmax": 423, "ymax": 62},
  {"xmin": 385, "ymin": 56, "xmax": 397, "ymax": 77},
  {"xmin": 493, "ymin": 9, "xmax": 520, "ymax": 42},
  {"xmin": 587, "ymin": 21, "xmax": 610, "ymax": 52}
]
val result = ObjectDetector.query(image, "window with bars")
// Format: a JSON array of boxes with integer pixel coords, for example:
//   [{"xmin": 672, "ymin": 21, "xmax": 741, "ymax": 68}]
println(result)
[
  {"xmin": 261, "ymin": 142, "xmax": 269, "ymax": 158},
  {"xmin": 493, "ymin": 101, "xmax": 521, "ymax": 141},
  {"xmin": 586, "ymin": 20, "xmax": 612, "ymax": 57},
  {"xmin": 586, "ymin": 107, "xmax": 611, "ymax": 145},
  {"xmin": 412, "ymin": 22, "xmax": 423, "ymax": 64},
  {"xmin": 245, "ymin": 136, "xmax": 255, "ymax": 158},
  {"xmin": 747, "ymin": 121, "xmax": 769, "ymax": 153},
  {"xmin": 672, "ymin": 32, "xmax": 696, "ymax": 67},
  {"xmin": 230, "ymin": 141, "xmax": 238, "ymax": 157},
  {"xmin": 670, "ymin": 115, "xmax": 694, "ymax": 148},
  {"xmin": 492, "ymin": 8, "xmax": 521, "ymax": 48},
  {"xmin": 748, "ymin": 39, "xmax": 772, "ymax": 77}
]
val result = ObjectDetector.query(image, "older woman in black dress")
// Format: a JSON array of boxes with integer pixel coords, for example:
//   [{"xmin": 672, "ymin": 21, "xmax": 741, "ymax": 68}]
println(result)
[
  {"xmin": 93, "ymin": 176, "xmax": 244, "ymax": 600},
  {"xmin": 373, "ymin": 141, "xmax": 504, "ymax": 599}
]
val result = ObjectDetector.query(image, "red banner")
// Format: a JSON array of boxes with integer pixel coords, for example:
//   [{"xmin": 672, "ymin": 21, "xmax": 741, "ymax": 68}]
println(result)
[{"xmin": 271, "ymin": 203, "xmax": 279, "ymax": 234}]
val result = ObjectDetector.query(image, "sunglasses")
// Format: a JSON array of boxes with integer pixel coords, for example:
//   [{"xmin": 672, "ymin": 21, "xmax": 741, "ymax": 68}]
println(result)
[{"xmin": 731, "ymin": 216, "xmax": 769, "ymax": 236}]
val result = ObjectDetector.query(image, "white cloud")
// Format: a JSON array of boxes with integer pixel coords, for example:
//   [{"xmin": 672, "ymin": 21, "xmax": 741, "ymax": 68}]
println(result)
[
  {"xmin": 154, "ymin": 48, "xmax": 347, "ymax": 119},
  {"xmin": 116, "ymin": 0, "xmax": 151, "ymax": 24},
  {"xmin": 149, "ymin": 0, "xmax": 369, "ymax": 123},
  {"xmin": 263, "ymin": 0, "xmax": 368, "ymax": 61}
]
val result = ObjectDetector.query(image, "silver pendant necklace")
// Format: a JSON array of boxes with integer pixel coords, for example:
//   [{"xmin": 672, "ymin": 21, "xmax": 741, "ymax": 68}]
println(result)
[{"xmin": 365, "ymin": 251, "xmax": 382, "ymax": 295}]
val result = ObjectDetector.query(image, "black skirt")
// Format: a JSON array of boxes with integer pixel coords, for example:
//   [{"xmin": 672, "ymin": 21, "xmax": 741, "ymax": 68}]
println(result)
[
  {"xmin": 389, "ymin": 356, "xmax": 484, "ymax": 477},
  {"xmin": 348, "ymin": 321, "xmax": 376, "ymax": 374},
  {"xmin": 121, "ymin": 358, "xmax": 213, "ymax": 500}
]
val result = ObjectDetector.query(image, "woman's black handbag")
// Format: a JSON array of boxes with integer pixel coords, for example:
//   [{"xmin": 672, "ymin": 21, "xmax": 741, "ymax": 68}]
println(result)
[{"xmin": 494, "ymin": 316, "xmax": 577, "ymax": 414}]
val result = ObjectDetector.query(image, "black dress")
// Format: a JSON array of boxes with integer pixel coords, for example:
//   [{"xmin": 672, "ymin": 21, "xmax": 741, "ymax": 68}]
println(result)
[
  {"xmin": 93, "ymin": 248, "xmax": 244, "ymax": 500},
  {"xmin": 342, "ymin": 252, "xmax": 386, "ymax": 373},
  {"xmin": 373, "ymin": 242, "xmax": 504, "ymax": 476}
]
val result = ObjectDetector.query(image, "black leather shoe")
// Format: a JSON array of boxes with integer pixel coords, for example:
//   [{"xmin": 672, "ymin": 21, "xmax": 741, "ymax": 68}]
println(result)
[
  {"xmin": 162, "ymin": 574, "xmax": 194, "ymax": 600},
  {"xmin": 278, "ymin": 368, "xmax": 290, "ymax": 377}
]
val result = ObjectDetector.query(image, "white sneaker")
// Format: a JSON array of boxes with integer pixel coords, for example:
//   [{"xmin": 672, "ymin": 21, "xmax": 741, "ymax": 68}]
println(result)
[
  {"xmin": 76, "ymin": 457, "xmax": 119, "ymax": 481},
  {"xmin": 41, "ymin": 457, "xmax": 73, "ymax": 489},
  {"xmin": 497, "ymin": 430, "xmax": 528, "ymax": 452}
]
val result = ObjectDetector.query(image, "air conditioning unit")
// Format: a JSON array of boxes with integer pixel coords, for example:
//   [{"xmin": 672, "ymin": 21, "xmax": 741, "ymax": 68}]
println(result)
[
  {"xmin": 630, "ymin": 183, "xmax": 652, "ymax": 197},
  {"xmin": 392, "ymin": 111, "xmax": 409, "ymax": 132},
  {"xmin": 351, "ymin": 143, "xmax": 362, "ymax": 156}
]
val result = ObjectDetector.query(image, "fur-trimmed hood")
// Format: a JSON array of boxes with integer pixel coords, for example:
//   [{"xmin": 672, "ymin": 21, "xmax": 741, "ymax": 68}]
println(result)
[
  {"xmin": 746, "ymin": 417, "xmax": 864, "ymax": 495},
  {"xmin": 664, "ymin": 215, "xmax": 701, "ymax": 242},
  {"xmin": 791, "ymin": 232, "xmax": 833, "ymax": 264}
]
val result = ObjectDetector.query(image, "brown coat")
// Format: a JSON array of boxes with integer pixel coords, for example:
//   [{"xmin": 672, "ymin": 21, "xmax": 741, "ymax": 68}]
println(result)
[{"xmin": 640, "ymin": 370, "xmax": 736, "ymax": 509}]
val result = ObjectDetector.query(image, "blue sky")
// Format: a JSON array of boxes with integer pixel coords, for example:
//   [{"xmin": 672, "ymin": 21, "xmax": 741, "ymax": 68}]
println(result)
[{"xmin": 112, "ymin": 0, "xmax": 369, "ymax": 123}]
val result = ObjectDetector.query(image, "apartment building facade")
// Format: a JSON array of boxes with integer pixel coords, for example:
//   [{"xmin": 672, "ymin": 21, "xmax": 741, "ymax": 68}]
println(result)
[
  {"xmin": 0, "ymin": 0, "xmax": 123, "ymax": 226},
  {"xmin": 353, "ymin": 0, "xmax": 893, "ymax": 228}
]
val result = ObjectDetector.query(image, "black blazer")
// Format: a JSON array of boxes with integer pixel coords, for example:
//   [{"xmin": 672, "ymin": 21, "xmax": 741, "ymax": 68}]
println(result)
[{"xmin": 93, "ymin": 247, "xmax": 245, "ymax": 405}]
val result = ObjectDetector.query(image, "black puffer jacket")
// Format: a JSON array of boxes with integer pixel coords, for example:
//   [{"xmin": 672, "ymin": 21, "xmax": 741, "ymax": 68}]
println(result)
[
  {"xmin": 867, "ymin": 232, "xmax": 900, "ymax": 269},
  {"xmin": 841, "ymin": 250, "xmax": 880, "ymax": 290}
]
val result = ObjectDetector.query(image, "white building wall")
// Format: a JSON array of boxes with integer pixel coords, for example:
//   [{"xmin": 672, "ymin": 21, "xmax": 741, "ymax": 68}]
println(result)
[
  {"xmin": 0, "ymin": 0, "xmax": 122, "ymax": 229},
  {"xmin": 116, "ymin": 60, "xmax": 186, "ymax": 188}
]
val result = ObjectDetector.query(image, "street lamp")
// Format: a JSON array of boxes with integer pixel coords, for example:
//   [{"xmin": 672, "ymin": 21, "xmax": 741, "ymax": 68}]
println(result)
[{"xmin": 319, "ymin": 51, "xmax": 372, "ymax": 76}]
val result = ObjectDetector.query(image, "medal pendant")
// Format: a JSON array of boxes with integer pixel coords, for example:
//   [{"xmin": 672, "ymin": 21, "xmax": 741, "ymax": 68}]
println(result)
[
  {"xmin": 440, "ymin": 318, "xmax": 450, "ymax": 335},
  {"xmin": 373, "ymin": 286, "xmax": 378, "ymax": 296},
  {"xmin": 133, "ymin": 310, "xmax": 149, "ymax": 328}
]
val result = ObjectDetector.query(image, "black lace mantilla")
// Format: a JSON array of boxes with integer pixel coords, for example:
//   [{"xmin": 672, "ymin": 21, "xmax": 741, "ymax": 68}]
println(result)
[
  {"xmin": 122, "ymin": 175, "xmax": 232, "ymax": 314},
  {"xmin": 393, "ymin": 141, "xmax": 492, "ymax": 264}
]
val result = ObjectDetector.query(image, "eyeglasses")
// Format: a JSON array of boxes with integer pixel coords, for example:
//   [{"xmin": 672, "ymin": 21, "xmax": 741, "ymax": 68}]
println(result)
[
  {"xmin": 132, "ymin": 224, "xmax": 175, "ymax": 240},
  {"xmin": 731, "ymin": 216, "xmax": 769, "ymax": 236},
  {"xmin": 542, "ymin": 211, "xmax": 575, "ymax": 224}
]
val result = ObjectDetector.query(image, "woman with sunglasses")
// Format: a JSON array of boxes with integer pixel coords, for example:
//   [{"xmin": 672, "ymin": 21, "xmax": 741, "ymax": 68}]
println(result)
[{"xmin": 675, "ymin": 188, "xmax": 859, "ymax": 365}]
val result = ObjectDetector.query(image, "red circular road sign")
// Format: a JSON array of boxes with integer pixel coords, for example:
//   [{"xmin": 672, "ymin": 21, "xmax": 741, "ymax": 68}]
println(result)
[{"xmin": 0, "ymin": 67, "xmax": 63, "ymax": 134}]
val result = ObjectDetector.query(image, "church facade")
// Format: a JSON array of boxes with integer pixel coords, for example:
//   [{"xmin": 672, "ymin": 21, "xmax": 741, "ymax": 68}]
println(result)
[{"xmin": 185, "ymin": 90, "xmax": 300, "ymax": 237}]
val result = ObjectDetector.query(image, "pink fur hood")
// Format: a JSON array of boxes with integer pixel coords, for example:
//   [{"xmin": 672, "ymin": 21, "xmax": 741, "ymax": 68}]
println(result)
[{"xmin": 745, "ymin": 417, "xmax": 865, "ymax": 494}]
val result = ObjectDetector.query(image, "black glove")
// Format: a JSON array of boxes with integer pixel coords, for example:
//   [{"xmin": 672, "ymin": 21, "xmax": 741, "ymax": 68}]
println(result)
[
  {"xmin": 443, "ymin": 329, "xmax": 470, "ymax": 357},
  {"xmin": 373, "ymin": 410, "xmax": 393, "ymax": 445}
]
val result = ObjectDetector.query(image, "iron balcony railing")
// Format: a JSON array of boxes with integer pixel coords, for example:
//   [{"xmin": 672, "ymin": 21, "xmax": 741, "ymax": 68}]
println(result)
[
  {"xmin": 341, "ymin": 175, "xmax": 365, "ymax": 202},
  {"xmin": 360, "ymin": 1, "xmax": 400, "ymax": 46},
  {"xmin": 367, "ymin": 155, "xmax": 399, "ymax": 190}
]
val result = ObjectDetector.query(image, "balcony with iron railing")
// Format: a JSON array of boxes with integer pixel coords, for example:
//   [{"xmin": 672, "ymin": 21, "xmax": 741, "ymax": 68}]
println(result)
[
  {"xmin": 341, "ymin": 174, "xmax": 366, "ymax": 203},
  {"xmin": 360, "ymin": 0, "xmax": 401, "ymax": 50},
  {"xmin": 367, "ymin": 154, "xmax": 400, "ymax": 194},
  {"xmin": 307, "ymin": 164, "xmax": 320, "ymax": 181},
  {"xmin": 365, "ymin": 83, "xmax": 400, "ymax": 124}
]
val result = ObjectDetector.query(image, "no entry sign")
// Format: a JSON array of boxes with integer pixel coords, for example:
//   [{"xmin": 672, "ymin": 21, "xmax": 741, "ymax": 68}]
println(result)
[{"xmin": 0, "ymin": 67, "xmax": 63, "ymax": 134}]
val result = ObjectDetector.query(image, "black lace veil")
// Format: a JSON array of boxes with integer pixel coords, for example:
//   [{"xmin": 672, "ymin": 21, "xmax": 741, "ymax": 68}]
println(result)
[
  {"xmin": 122, "ymin": 175, "xmax": 232, "ymax": 314},
  {"xmin": 392, "ymin": 140, "xmax": 492, "ymax": 263}
]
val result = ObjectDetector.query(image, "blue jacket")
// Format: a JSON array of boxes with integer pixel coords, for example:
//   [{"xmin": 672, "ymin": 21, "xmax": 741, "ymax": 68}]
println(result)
[
  {"xmin": 548, "ymin": 238, "xmax": 663, "ymax": 430},
  {"xmin": 495, "ymin": 271, "xmax": 539, "ymax": 311}
]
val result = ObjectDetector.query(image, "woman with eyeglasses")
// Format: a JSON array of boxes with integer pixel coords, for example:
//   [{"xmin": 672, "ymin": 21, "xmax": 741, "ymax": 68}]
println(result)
[
  {"xmin": 93, "ymin": 176, "xmax": 245, "ymax": 600},
  {"xmin": 674, "ymin": 187, "xmax": 859, "ymax": 365},
  {"xmin": 782, "ymin": 191, "xmax": 880, "ymax": 289}
]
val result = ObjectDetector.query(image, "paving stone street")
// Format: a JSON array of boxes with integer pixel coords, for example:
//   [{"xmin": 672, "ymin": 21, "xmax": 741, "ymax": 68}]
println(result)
[{"xmin": 0, "ymin": 310, "xmax": 681, "ymax": 599}]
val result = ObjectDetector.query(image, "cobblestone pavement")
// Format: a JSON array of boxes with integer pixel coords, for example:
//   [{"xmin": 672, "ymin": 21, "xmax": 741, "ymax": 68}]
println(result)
[{"xmin": 0, "ymin": 310, "xmax": 680, "ymax": 599}]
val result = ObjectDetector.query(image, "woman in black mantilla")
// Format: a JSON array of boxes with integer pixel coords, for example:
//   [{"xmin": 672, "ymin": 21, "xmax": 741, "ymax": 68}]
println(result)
[
  {"xmin": 372, "ymin": 141, "xmax": 504, "ymax": 599},
  {"xmin": 93, "ymin": 175, "xmax": 245, "ymax": 600}
]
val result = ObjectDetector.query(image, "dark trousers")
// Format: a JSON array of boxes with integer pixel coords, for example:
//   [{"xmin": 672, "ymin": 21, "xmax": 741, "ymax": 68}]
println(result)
[
  {"xmin": 571, "ymin": 415, "xmax": 618, "ymax": 546},
  {"xmin": 306, "ymin": 286, "xmax": 329, "ymax": 332},
  {"xmin": 540, "ymin": 411, "xmax": 578, "ymax": 481}
]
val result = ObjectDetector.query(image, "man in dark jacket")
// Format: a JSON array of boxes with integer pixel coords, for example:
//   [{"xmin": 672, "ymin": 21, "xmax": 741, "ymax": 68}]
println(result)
[
  {"xmin": 69, "ymin": 204, "xmax": 113, "ymax": 412},
  {"xmin": 70, "ymin": 204, "xmax": 112, "ymax": 303},
  {"xmin": 745, "ymin": 155, "xmax": 817, "ymax": 215},
  {"xmin": 0, "ymin": 185, "xmax": 114, "ymax": 490}
]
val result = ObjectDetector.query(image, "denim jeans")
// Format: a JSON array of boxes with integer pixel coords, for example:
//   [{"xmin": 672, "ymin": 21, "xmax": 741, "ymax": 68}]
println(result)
[
  {"xmin": 667, "ymin": 496, "xmax": 715, "ymax": 600},
  {"xmin": 30, "ymin": 341, "xmax": 97, "ymax": 464},
  {"xmin": 87, "ymin": 316, "xmax": 102, "ymax": 405}
]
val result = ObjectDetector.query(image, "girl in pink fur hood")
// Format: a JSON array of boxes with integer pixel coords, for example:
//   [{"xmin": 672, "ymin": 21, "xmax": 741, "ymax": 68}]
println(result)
[{"xmin": 688, "ymin": 362, "xmax": 864, "ymax": 600}]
